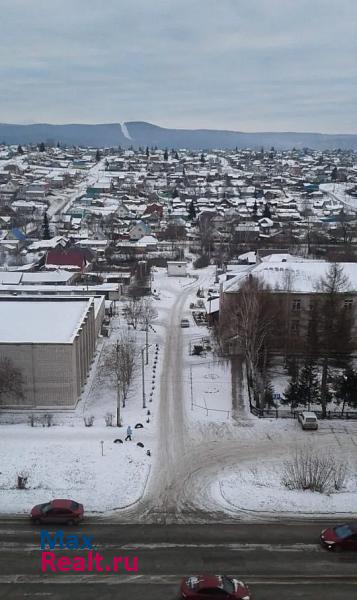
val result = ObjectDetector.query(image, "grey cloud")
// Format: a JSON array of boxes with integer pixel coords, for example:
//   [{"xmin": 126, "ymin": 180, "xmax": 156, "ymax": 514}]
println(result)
[{"xmin": 0, "ymin": 0, "xmax": 356, "ymax": 132}]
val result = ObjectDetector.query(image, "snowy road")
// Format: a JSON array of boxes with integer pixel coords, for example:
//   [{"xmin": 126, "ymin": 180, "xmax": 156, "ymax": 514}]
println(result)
[
  {"xmin": 1, "ymin": 522, "xmax": 357, "ymax": 600},
  {"xmin": 117, "ymin": 268, "xmax": 357, "ymax": 524}
]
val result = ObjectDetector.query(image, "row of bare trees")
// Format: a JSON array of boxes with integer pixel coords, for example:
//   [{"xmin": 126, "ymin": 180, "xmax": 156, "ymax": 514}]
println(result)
[
  {"xmin": 105, "ymin": 298, "xmax": 157, "ymax": 426},
  {"xmin": 105, "ymin": 334, "xmax": 138, "ymax": 426},
  {"xmin": 217, "ymin": 263, "xmax": 355, "ymax": 414},
  {"xmin": 124, "ymin": 298, "xmax": 157, "ymax": 330}
]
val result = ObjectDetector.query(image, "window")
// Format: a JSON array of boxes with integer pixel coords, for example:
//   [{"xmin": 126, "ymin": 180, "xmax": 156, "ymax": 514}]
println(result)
[
  {"xmin": 291, "ymin": 320, "xmax": 300, "ymax": 335},
  {"xmin": 292, "ymin": 299, "xmax": 301, "ymax": 311},
  {"xmin": 344, "ymin": 298, "xmax": 353, "ymax": 310}
]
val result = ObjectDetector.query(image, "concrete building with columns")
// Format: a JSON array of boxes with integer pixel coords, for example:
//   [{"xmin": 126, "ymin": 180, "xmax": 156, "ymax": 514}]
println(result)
[{"xmin": 0, "ymin": 296, "xmax": 104, "ymax": 410}]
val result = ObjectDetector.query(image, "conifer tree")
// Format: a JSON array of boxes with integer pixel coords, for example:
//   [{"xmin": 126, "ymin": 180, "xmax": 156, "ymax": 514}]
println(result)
[
  {"xmin": 188, "ymin": 200, "xmax": 196, "ymax": 221},
  {"xmin": 298, "ymin": 361, "xmax": 320, "ymax": 410},
  {"xmin": 262, "ymin": 202, "xmax": 271, "ymax": 219},
  {"xmin": 42, "ymin": 212, "xmax": 51, "ymax": 240}
]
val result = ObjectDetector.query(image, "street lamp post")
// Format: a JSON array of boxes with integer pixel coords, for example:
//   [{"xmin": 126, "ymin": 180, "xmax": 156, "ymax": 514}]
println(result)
[
  {"xmin": 145, "ymin": 319, "xmax": 149, "ymax": 365},
  {"xmin": 141, "ymin": 346, "xmax": 146, "ymax": 409},
  {"xmin": 116, "ymin": 340, "xmax": 122, "ymax": 427}
]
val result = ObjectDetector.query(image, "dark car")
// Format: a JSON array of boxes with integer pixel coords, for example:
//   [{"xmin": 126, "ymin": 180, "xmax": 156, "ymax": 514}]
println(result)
[
  {"xmin": 320, "ymin": 523, "xmax": 357, "ymax": 551},
  {"xmin": 30, "ymin": 499, "xmax": 84, "ymax": 525},
  {"xmin": 180, "ymin": 575, "xmax": 251, "ymax": 599}
]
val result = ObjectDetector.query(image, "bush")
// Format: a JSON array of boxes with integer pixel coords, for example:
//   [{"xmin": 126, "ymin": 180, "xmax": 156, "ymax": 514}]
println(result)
[
  {"xmin": 282, "ymin": 447, "xmax": 347, "ymax": 493},
  {"xmin": 104, "ymin": 413, "xmax": 114, "ymax": 427},
  {"xmin": 193, "ymin": 255, "xmax": 210, "ymax": 269},
  {"xmin": 42, "ymin": 413, "xmax": 53, "ymax": 427},
  {"xmin": 17, "ymin": 472, "xmax": 29, "ymax": 489},
  {"xmin": 84, "ymin": 415, "xmax": 95, "ymax": 427}
]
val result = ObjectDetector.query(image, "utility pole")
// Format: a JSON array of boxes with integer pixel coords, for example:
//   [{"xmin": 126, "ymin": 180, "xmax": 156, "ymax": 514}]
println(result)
[
  {"xmin": 145, "ymin": 319, "xmax": 149, "ymax": 365},
  {"xmin": 141, "ymin": 347, "xmax": 146, "ymax": 408},
  {"xmin": 116, "ymin": 340, "xmax": 122, "ymax": 426},
  {"xmin": 190, "ymin": 366, "xmax": 193, "ymax": 410}
]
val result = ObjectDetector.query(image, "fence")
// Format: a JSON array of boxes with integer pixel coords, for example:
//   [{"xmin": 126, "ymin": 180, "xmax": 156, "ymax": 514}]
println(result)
[{"xmin": 249, "ymin": 404, "xmax": 357, "ymax": 420}]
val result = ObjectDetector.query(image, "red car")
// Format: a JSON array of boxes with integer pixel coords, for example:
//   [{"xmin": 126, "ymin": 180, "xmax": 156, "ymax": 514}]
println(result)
[
  {"xmin": 30, "ymin": 499, "xmax": 84, "ymax": 525},
  {"xmin": 180, "ymin": 575, "xmax": 251, "ymax": 599},
  {"xmin": 320, "ymin": 523, "xmax": 357, "ymax": 551}
]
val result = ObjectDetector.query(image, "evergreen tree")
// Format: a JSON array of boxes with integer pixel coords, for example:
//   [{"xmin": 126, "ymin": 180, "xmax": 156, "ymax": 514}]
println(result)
[
  {"xmin": 298, "ymin": 361, "xmax": 320, "ymax": 410},
  {"xmin": 174, "ymin": 151, "xmax": 179, "ymax": 160},
  {"xmin": 95, "ymin": 149, "xmax": 101, "ymax": 162},
  {"xmin": 263, "ymin": 381, "xmax": 276, "ymax": 408},
  {"xmin": 252, "ymin": 199, "xmax": 258, "ymax": 218},
  {"xmin": 334, "ymin": 367, "xmax": 357, "ymax": 415},
  {"xmin": 331, "ymin": 166, "xmax": 338, "ymax": 181},
  {"xmin": 17, "ymin": 144, "xmax": 24, "ymax": 155},
  {"xmin": 38, "ymin": 142, "xmax": 45, "ymax": 152},
  {"xmin": 163, "ymin": 148, "xmax": 169, "ymax": 161},
  {"xmin": 262, "ymin": 202, "xmax": 271, "ymax": 219},
  {"xmin": 145, "ymin": 146, "xmax": 150, "ymax": 159},
  {"xmin": 200, "ymin": 152, "xmax": 205, "ymax": 164},
  {"xmin": 42, "ymin": 212, "xmax": 51, "ymax": 240},
  {"xmin": 282, "ymin": 374, "xmax": 300, "ymax": 411},
  {"xmin": 188, "ymin": 200, "xmax": 196, "ymax": 221}
]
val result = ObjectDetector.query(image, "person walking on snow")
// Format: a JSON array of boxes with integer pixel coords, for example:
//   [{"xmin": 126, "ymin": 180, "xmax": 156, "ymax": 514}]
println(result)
[{"xmin": 125, "ymin": 425, "xmax": 132, "ymax": 441}]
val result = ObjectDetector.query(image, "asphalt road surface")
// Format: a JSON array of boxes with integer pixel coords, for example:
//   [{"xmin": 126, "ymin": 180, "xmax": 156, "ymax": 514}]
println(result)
[{"xmin": 0, "ymin": 521, "xmax": 356, "ymax": 599}]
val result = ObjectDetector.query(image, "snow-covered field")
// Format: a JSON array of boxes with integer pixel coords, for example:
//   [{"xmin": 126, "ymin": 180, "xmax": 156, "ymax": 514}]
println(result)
[
  {"xmin": 0, "ymin": 427, "xmax": 150, "ymax": 514},
  {"xmin": 219, "ymin": 454, "xmax": 357, "ymax": 516}
]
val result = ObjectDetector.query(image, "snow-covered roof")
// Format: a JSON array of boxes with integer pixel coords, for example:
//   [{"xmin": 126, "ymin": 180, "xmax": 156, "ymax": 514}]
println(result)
[
  {"xmin": 224, "ymin": 260, "xmax": 357, "ymax": 294},
  {"xmin": 0, "ymin": 272, "xmax": 22, "ymax": 285},
  {"xmin": 0, "ymin": 298, "xmax": 93, "ymax": 344},
  {"xmin": 21, "ymin": 270, "xmax": 74, "ymax": 284},
  {"xmin": 28, "ymin": 236, "xmax": 67, "ymax": 251},
  {"xmin": 237, "ymin": 251, "xmax": 257, "ymax": 264},
  {"xmin": 136, "ymin": 235, "xmax": 158, "ymax": 247}
]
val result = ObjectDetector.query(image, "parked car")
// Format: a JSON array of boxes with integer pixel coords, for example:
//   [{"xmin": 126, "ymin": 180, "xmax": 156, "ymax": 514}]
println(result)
[
  {"xmin": 320, "ymin": 523, "xmax": 357, "ymax": 551},
  {"xmin": 180, "ymin": 575, "xmax": 251, "ymax": 599},
  {"xmin": 180, "ymin": 318, "xmax": 190, "ymax": 328},
  {"xmin": 30, "ymin": 499, "xmax": 84, "ymax": 525},
  {"xmin": 298, "ymin": 411, "xmax": 318, "ymax": 430}
]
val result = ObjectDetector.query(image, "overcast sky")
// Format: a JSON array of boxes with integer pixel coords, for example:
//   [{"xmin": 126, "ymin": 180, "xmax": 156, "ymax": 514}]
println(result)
[{"xmin": 0, "ymin": 0, "xmax": 356, "ymax": 133}]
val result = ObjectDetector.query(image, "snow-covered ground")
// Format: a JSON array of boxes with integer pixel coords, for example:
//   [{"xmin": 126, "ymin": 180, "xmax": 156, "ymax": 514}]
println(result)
[
  {"xmin": 0, "ymin": 427, "xmax": 150, "ymax": 514},
  {"xmin": 320, "ymin": 182, "xmax": 357, "ymax": 213},
  {"xmin": 1, "ymin": 264, "xmax": 357, "ymax": 520},
  {"xmin": 219, "ymin": 453, "xmax": 357, "ymax": 516}
]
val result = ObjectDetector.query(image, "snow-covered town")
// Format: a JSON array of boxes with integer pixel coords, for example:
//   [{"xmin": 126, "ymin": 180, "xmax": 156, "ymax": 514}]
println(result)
[
  {"xmin": 1, "ymin": 1, "xmax": 357, "ymax": 598},
  {"xmin": 0, "ymin": 143, "xmax": 357, "ymax": 519}
]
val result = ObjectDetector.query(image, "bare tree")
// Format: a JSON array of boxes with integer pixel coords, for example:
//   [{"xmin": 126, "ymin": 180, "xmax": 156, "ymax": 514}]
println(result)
[
  {"xmin": 124, "ymin": 298, "xmax": 143, "ymax": 330},
  {"xmin": 106, "ymin": 333, "xmax": 138, "ymax": 425},
  {"xmin": 221, "ymin": 277, "xmax": 277, "ymax": 409},
  {"xmin": 0, "ymin": 357, "xmax": 24, "ymax": 404},
  {"xmin": 139, "ymin": 298, "xmax": 158, "ymax": 327}
]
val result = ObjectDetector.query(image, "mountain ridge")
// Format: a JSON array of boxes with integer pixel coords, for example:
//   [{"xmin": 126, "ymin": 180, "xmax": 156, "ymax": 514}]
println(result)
[{"xmin": 1, "ymin": 121, "xmax": 357, "ymax": 150}]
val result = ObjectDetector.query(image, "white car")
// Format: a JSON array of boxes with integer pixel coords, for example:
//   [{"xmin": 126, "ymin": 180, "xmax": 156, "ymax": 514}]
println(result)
[{"xmin": 298, "ymin": 411, "xmax": 318, "ymax": 430}]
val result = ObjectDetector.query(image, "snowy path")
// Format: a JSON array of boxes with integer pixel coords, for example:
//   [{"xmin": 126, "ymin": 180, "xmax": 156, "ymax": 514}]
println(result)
[{"xmin": 116, "ymin": 264, "xmax": 357, "ymax": 523}]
